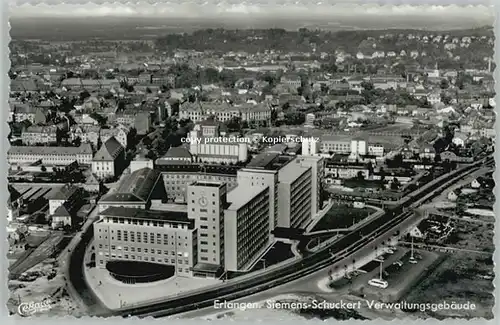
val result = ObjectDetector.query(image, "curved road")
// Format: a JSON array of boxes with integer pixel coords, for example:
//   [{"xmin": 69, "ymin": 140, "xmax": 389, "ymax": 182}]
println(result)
[{"xmin": 111, "ymin": 155, "xmax": 491, "ymax": 318}]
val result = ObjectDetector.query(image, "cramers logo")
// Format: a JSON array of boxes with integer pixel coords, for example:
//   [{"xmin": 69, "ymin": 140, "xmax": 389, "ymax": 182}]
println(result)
[{"xmin": 17, "ymin": 298, "xmax": 53, "ymax": 317}]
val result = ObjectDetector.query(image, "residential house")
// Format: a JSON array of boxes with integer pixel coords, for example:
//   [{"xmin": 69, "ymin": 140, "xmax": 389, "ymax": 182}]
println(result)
[
  {"xmin": 21, "ymin": 125, "xmax": 58, "ymax": 145},
  {"xmin": 51, "ymin": 202, "xmax": 80, "ymax": 229},
  {"xmin": 100, "ymin": 126, "xmax": 128, "ymax": 149},
  {"xmin": 452, "ymin": 132, "xmax": 468, "ymax": 147},
  {"xmin": 71, "ymin": 125, "xmax": 101, "ymax": 147},
  {"xmin": 280, "ymin": 74, "xmax": 302, "ymax": 89},
  {"xmin": 9, "ymin": 103, "xmax": 37, "ymax": 123},
  {"xmin": 92, "ymin": 137, "xmax": 126, "ymax": 179},
  {"xmin": 419, "ymin": 144, "xmax": 436, "ymax": 160},
  {"xmin": 48, "ymin": 184, "xmax": 81, "ymax": 215},
  {"xmin": 427, "ymin": 92, "xmax": 441, "ymax": 106}
]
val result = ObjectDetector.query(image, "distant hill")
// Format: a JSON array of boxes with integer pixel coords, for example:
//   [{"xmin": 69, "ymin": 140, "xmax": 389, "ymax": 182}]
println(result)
[{"xmin": 9, "ymin": 16, "xmax": 493, "ymax": 41}]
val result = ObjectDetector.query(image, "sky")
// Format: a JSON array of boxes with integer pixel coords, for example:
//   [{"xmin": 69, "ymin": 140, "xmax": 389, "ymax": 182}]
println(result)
[{"xmin": 10, "ymin": 2, "xmax": 494, "ymax": 23}]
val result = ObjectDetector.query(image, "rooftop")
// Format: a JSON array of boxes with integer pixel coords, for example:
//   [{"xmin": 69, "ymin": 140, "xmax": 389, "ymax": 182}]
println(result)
[
  {"xmin": 154, "ymin": 163, "xmax": 240, "ymax": 175},
  {"xmin": 278, "ymin": 159, "xmax": 311, "ymax": 183},
  {"xmin": 99, "ymin": 207, "xmax": 192, "ymax": 226},
  {"xmin": 226, "ymin": 185, "xmax": 268, "ymax": 211},
  {"xmin": 247, "ymin": 152, "xmax": 280, "ymax": 169},
  {"xmin": 93, "ymin": 136, "xmax": 123, "ymax": 161},
  {"xmin": 162, "ymin": 146, "xmax": 192, "ymax": 159},
  {"xmin": 190, "ymin": 181, "xmax": 224, "ymax": 188},
  {"xmin": 50, "ymin": 184, "xmax": 79, "ymax": 200},
  {"xmin": 8, "ymin": 144, "xmax": 93, "ymax": 156},
  {"xmin": 100, "ymin": 167, "xmax": 165, "ymax": 203}
]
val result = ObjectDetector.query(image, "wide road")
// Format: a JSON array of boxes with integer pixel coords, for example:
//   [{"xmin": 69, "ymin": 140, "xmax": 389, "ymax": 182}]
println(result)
[
  {"xmin": 179, "ymin": 158, "xmax": 493, "ymax": 318},
  {"xmin": 114, "ymin": 155, "xmax": 492, "ymax": 318},
  {"xmin": 66, "ymin": 206, "xmax": 110, "ymax": 314}
]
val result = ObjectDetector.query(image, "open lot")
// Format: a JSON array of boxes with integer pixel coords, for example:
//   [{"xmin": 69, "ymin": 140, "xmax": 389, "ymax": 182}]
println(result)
[
  {"xmin": 328, "ymin": 248, "xmax": 441, "ymax": 305},
  {"xmin": 405, "ymin": 252, "xmax": 494, "ymax": 319}
]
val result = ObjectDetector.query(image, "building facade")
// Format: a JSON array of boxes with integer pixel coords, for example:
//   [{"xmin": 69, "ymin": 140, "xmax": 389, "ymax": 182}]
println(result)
[
  {"xmin": 224, "ymin": 185, "xmax": 271, "ymax": 272},
  {"xmin": 94, "ymin": 207, "xmax": 198, "ymax": 278},
  {"xmin": 236, "ymin": 168, "xmax": 278, "ymax": 233},
  {"xmin": 187, "ymin": 182, "xmax": 226, "ymax": 278},
  {"xmin": 7, "ymin": 144, "xmax": 93, "ymax": 167},
  {"xmin": 277, "ymin": 160, "xmax": 313, "ymax": 229}
]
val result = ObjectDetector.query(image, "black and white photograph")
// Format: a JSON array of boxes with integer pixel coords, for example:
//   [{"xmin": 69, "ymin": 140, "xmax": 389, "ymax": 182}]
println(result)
[{"xmin": 5, "ymin": 1, "xmax": 496, "ymax": 321}]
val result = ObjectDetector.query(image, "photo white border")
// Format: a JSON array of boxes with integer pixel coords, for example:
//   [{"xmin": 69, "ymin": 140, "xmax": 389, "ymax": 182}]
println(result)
[{"xmin": 1, "ymin": 1, "xmax": 498, "ymax": 324}]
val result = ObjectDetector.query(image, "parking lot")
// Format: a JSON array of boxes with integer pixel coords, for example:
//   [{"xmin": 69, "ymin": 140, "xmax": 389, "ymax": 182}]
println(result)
[{"xmin": 328, "ymin": 247, "xmax": 441, "ymax": 303}]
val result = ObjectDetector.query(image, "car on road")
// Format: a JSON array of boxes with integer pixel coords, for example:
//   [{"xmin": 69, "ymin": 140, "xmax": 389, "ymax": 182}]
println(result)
[
  {"xmin": 409, "ymin": 256, "xmax": 418, "ymax": 264},
  {"xmin": 368, "ymin": 278, "xmax": 388, "ymax": 289},
  {"xmin": 393, "ymin": 260, "xmax": 403, "ymax": 267},
  {"xmin": 386, "ymin": 249, "xmax": 394, "ymax": 254}
]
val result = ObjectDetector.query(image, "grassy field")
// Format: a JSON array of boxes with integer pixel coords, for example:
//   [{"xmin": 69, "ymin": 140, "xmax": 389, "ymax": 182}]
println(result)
[{"xmin": 312, "ymin": 204, "xmax": 376, "ymax": 232}]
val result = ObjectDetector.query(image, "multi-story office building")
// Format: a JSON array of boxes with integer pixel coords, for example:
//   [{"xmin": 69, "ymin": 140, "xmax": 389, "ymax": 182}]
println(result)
[
  {"xmin": 187, "ymin": 181, "xmax": 227, "ymax": 278},
  {"xmin": 236, "ymin": 168, "xmax": 278, "ymax": 233},
  {"xmin": 277, "ymin": 160, "xmax": 313, "ymax": 229},
  {"xmin": 320, "ymin": 136, "xmax": 352, "ymax": 154},
  {"xmin": 156, "ymin": 163, "xmax": 239, "ymax": 203},
  {"xmin": 296, "ymin": 155, "xmax": 325, "ymax": 217},
  {"xmin": 350, "ymin": 138, "xmax": 368, "ymax": 157},
  {"xmin": 188, "ymin": 129, "xmax": 248, "ymax": 164},
  {"xmin": 224, "ymin": 185, "xmax": 271, "ymax": 272},
  {"xmin": 94, "ymin": 207, "xmax": 198, "ymax": 278}
]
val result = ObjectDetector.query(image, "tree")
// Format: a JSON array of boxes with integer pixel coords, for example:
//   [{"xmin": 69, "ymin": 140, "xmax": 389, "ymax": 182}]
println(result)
[
  {"xmin": 72, "ymin": 137, "xmax": 82, "ymax": 147},
  {"xmin": 89, "ymin": 113, "xmax": 107, "ymax": 127},
  {"xmin": 360, "ymin": 81, "xmax": 374, "ymax": 91},
  {"xmin": 390, "ymin": 178, "xmax": 401, "ymax": 190},
  {"xmin": 440, "ymin": 79, "xmax": 449, "ymax": 89},
  {"xmin": 79, "ymin": 90, "xmax": 90, "ymax": 101}
]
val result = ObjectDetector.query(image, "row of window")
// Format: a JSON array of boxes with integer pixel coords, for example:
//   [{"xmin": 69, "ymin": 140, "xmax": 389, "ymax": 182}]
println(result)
[
  {"xmin": 100, "ymin": 219, "xmax": 189, "ymax": 229},
  {"xmin": 98, "ymin": 235, "xmax": 190, "ymax": 246}
]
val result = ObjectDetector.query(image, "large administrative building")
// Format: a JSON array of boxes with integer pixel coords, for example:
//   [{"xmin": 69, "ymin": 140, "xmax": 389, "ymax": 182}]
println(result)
[
  {"xmin": 94, "ymin": 207, "xmax": 198, "ymax": 278},
  {"xmin": 93, "ymin": 152, "xmax": 325, "ymax": 279}
]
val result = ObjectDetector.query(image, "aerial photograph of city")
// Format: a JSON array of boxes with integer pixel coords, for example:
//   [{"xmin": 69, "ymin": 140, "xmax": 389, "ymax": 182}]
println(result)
[{"xmin": 5, "ymin": 2, "xmax": 496, "ymax": 321}]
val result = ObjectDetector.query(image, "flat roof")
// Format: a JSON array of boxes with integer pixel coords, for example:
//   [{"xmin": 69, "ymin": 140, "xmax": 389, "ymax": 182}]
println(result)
[
  {"xmin": 99, "ymin": 207, "xmax": 193, "ymax": 226},
  {"xmin": 190, "ymin": 181, "xmax": 224, "ymax": 188},
  {"xmin": 226, "ymin": 185, "xmax": 268, "ymax": 211},
  {"xmin": 154, "ymin": 163, "xmax": 240, "ymax": 175},
  {"xmin": 247, "ymin": 152, "xmax": 295, "ymax": 170},
  {"xmin": 192, "ymin": 263, "xmax": 221, "ymax": 273},
  {"xmin": 278, "ymin": 160, "xmax": 311, "ymax": 183}
]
